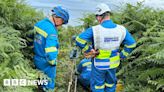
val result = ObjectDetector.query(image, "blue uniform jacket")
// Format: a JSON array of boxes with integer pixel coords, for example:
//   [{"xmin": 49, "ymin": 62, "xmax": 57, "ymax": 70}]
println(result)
[
  {"xmin": 77, "ymin": 58, "xmax": 92, "ymax": 86},
  {"xmin": 75, "ymin": 20, "xmax": 136, "ymax": 59},
  {"xmin": 34, "ymin": 18, "xmax": 59, "ymax": 65}
]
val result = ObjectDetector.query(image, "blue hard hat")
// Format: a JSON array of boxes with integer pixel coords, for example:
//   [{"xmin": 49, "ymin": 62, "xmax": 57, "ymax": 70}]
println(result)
[{"xmin": 52, "ymin": 6, "xmax": 69, "ymax": 24}]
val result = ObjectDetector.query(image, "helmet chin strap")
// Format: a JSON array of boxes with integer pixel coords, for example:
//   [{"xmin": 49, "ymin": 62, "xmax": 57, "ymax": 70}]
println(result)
[
  {"xmin": 100, "ymin": 14, "xmax": 106, "ymax": 23},
  {"xmin": 100, "ymin": 18, "xmax": 103, "ymax": 23},
  {"xmin": 52, "ymin": 15, "xmax": 61, "ymax": 28},
  {"xmin": 99, "ymin": 17, "xmax": 104, "ymax": 23},
  {"xmin": 52, "ymin": 16, "xmax": 56, "ymax": 26}
]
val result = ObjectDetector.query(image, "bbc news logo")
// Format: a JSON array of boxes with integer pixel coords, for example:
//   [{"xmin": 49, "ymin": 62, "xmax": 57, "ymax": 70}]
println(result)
[{"xmin": 3, "ymin": 79, "xmax": 48, "ymax": 86}]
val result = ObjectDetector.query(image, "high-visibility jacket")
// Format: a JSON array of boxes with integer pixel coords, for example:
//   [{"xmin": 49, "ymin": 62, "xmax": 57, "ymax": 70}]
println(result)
[
  {"xmin": 34, "ymin": 18, "xmax": 59, "ymax": 65},
  {"xmin": 77, "ymin": 58, "xmax": 92, "ymax": 86},
  {"xmin": 75, "ymin": 20, "xmax": 136, "ymax": 70}
]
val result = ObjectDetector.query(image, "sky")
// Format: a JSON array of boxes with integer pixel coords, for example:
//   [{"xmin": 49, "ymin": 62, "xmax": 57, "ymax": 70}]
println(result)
[{"xmin": 25, "ymin": 0, "xmax": 164, "ymax": 26}]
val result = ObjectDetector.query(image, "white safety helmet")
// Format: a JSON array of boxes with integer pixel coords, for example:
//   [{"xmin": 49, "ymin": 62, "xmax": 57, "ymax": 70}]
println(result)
[{"xmin": 95, "ymin": 3, "xmax": 111, "ymax": 16}]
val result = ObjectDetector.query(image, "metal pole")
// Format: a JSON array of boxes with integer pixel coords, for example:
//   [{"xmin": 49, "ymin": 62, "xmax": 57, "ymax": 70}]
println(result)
[
  {"xmin": 67, "ymin": 61, "xmax": 74, "ymax": 92},
  {"xmin": 74, "ymin": 59, "xmax": 77, "ymax": 92}
]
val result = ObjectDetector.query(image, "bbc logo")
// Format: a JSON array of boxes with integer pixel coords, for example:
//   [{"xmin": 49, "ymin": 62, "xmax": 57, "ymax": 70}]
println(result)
[
  {"xmin": 3, "ymin": 79, "xmax": 48, "ymax": 86},
  {"xmin": 3, "ymin": 79, "xmax": 26, "ymax": 86}
]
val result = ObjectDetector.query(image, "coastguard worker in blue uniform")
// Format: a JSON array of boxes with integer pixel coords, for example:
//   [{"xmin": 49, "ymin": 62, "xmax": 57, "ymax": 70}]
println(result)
[
  {"xmin": 75, "ymin": 3, "xmax": 136, "ymax": 92},
  {"xmin": 76, "ymin": 58, "xmax": 92, "ymax": 90},
  {"xmin": 33, "ymin": 6, "xmax": 69, "ymax": 91}
]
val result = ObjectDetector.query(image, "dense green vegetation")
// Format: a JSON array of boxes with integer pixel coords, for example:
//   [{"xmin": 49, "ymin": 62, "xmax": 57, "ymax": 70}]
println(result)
[
  {"xmin": 117, "ymin": 3, "xmax": 164, "ymax": 92},
  {"xmin": 0, "ymin": 0, "xmax": 163, "ymax": 92},
  {"xmin": 0, "ymin": 0, "xmax": 44, "ymax": 92}
]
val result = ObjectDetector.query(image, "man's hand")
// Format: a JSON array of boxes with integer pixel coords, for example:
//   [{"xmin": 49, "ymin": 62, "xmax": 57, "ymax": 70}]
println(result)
[
  {"xmin": 117, "ymin": 52, "xmax": 124, "ymax": 60},
  {"xmin": 84, "ymin": 49, "xmax": 99, "ymax": 58},
  {"xmin": 84, "ymin": 52, "xmax": 95, "ymax": 58}
]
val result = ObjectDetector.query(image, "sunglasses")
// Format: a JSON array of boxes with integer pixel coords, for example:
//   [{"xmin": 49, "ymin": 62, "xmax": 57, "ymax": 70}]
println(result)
[{"xmin": 96, "ymin": 14, "xmax": 103, "ymax": 18}]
